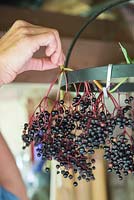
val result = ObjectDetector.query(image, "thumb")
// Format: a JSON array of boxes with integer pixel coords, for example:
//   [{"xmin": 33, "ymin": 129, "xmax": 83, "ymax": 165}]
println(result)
[{"xmin": 18, "ymin": 58, "xmax": 58, "ymax": 74}]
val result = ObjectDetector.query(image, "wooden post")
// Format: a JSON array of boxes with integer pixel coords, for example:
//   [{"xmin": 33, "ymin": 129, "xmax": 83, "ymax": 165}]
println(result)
[
  {"xmin": 50, "ymin": 160, "xmax": 57, "ymax": 200},
  {"xmin": 91, "ymin": 150, "xmax": 107, "ymax": 200},
  {"xmin": 74, "ymin": 179, "xmax": 92, "ymax": 200}
]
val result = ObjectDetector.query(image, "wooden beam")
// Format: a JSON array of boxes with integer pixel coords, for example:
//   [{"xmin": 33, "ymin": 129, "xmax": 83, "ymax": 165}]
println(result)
[
  {"xmin": 0, "ymin": 5, "xmax": 133, "ymax": 43},
  {"xmin": 91, "ymin": 150, "xmax": 107, "ymax": 200}
]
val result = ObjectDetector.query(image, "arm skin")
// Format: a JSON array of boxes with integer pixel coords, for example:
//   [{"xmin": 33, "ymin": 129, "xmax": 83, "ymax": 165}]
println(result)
[{"xmin": 0, "ymin": 133, "xmax": 28, "ymax": 200}]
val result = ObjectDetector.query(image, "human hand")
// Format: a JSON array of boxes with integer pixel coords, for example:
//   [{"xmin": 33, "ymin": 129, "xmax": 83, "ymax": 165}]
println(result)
[{"xmin": 0, "ymin": 20, "xmax": 65, "ymax": 84}]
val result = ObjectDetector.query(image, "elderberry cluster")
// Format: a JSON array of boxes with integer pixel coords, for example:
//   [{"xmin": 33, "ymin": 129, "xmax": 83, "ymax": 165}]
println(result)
[
  {"xmin": 22, "ymin": 93, "xmax": 134, "ymax": 186},
  {"xmin": 104, "ymin": 135, "xmax": 134, "ymax": 180}
]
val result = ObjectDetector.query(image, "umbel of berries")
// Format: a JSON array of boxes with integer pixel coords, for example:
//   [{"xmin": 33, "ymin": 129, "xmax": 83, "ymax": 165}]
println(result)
[{"xmin": 22, "ymin": 81, "xmax": 134, "ymax": 186}]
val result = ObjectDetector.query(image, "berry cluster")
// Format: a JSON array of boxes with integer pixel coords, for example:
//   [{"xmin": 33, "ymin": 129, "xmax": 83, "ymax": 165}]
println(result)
[
  {"xmin": 104, "ymin": 135, "xmax": 134, "ymax": 180},
  {"xmin": 22, "ymin": 85, "xmax": 134, "ymax": 186}
]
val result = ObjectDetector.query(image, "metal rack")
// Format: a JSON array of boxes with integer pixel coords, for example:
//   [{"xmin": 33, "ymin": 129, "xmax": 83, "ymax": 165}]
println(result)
[{"xmin": 61, "ymin": 64, "xmax": 134, "ymax": 92}]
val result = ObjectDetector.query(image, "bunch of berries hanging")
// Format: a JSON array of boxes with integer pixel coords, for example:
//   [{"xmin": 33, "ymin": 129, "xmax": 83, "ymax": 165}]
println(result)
[{"xmin": 22, "ymin": 70, "xmax": 134, "ymax": 187}]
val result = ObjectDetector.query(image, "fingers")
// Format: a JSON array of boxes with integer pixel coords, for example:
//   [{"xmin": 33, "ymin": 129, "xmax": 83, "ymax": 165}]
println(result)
[
  {"xmin": 30, "ymin": 32, "xmax": 57, "ymax": 53},
  {"xmin": 28, "ymin": 27, "xmax": 62, "ymax": 64},
  {"xmin": 47, "ymin": 30, "xmax": 62, "ymax": 65},
  {"xmin": 19, "ymin": 51, "xmax": 65, "ymax": 74},
  {"xmin": 45, "ymin": 42, "xmax": 57, "ymax": 57},
  {"xmin": 19, "ymin": 50, "xmax": 65, "ymax": 74},
  {"xmin": 30, "ymin": 32, "xmax": 65, "ymax": 64},
  {"xmin": 10, "ymin": 20, "xmax": 64, "ymax": 65},
  {"xmin": 19, "ymin": 57, "xmax": 58, "ymax": 73},
  {"xmin": 58, "ymin": 52, "xmax": 65, "ymax": 66}
]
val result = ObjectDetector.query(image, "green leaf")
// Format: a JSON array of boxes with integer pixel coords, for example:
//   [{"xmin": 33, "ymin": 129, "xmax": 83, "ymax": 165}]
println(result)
[{"xmin": 119, "ymin": 42, "xmax": 132, "ymax": 64}]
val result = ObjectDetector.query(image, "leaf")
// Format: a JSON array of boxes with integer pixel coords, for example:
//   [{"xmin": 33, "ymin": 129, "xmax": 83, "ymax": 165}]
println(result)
[{"xmin": 119, "ymin": 42, "xmax": 132, "ymax": 64}]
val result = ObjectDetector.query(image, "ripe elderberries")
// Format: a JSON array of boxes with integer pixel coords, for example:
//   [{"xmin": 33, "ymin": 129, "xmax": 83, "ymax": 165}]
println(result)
[{"xmin": 22, "ymin": 80, "xmax": 134, "ymax": 186}]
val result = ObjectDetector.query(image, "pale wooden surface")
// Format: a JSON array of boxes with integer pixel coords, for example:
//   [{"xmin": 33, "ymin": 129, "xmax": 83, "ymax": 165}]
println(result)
[{"xmin": 91, "ymin": 150, "xmax": 107, "ymax": 200}]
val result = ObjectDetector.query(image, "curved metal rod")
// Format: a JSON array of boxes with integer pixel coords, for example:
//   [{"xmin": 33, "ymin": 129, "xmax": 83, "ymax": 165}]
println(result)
[{"xmin": 64, "ymin": 0, "xmax": 131, "ymax": 67}]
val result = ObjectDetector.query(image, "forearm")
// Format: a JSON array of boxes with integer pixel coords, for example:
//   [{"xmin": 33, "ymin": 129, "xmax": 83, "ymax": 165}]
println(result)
[{"xmin": 0, "ymin": 133, "xmax": 28, "ymax": 200}]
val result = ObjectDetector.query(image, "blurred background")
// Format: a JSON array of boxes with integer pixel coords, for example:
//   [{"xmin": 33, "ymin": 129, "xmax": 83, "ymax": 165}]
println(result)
[{"xmin": 0, "ymin": 0, "xmax": 134, "ymax": 200}]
